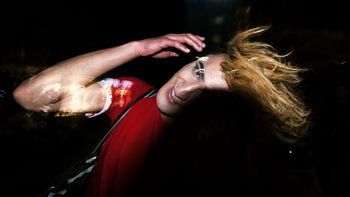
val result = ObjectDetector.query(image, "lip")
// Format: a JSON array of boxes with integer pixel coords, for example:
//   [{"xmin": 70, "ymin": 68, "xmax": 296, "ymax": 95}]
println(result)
[{"xmin": 168, "ymin": 87, "xmax": 178, "ymax": 104}]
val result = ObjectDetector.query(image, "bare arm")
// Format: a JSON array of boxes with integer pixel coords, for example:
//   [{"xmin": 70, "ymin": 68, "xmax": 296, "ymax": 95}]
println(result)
[{"xmin": 13, "ymin": 33, "xmax": 206, "ymax": 113}]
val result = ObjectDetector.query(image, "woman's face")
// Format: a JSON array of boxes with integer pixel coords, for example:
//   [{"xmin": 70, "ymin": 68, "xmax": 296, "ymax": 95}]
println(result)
[{"xmin": 157, "ymin": 54, "xmax": 229, "ymax": 120}]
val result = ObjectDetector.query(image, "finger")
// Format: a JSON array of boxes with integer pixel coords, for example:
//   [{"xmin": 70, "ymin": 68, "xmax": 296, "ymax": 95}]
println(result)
[
  {"xmin": 183, "ymin": 35, "xmax": 203, "ymax": 52},
  {"xmin": 152, "ymin": 51, "xmax": 179, "ymax": 58},
  {"xmin": 169, "ymin": 51, "xmax": 180, "ymax": 57},
  {"xmin": 166, "ymin": 39, "xmax": 191, "ymax": 53},
  {"xmin": 166, "ymin": 34, "xmax": 205, "ymax": 52},
  {"xmin": 156, "ymin": 37, "xmax": 189, "ymax": 54},
  {"xmin": 187, "ymin": 33, "xmax": 206, "ymax": 48},
  {"xmin": 195, "ymin": 35, "xmax": 206, "ymax": 41}
]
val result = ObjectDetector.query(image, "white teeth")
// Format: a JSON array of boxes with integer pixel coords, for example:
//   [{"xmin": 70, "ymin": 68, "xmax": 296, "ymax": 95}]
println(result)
[{"xmin": 172, "ymin": 88, "xmax": 176, "ymax": 99}]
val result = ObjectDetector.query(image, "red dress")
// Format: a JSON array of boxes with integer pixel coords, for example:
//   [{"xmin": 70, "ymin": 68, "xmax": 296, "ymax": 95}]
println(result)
[{"xmin": 85, "ymin": 77, "xmax": 166, "ymax": 197}]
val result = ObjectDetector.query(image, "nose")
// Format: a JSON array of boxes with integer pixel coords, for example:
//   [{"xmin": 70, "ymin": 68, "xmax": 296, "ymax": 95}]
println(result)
[{"xmin": 175, "ymin": 81, "xmax": 204, "ymax": 101}]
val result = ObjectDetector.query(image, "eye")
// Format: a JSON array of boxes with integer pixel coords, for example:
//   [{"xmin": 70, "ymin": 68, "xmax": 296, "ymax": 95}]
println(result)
[
  {"xmin": 193, "ymin": 64, "xmax": 200, "ymax": 79},
  {"xmin": 194, "ymin": 61, "xmax": 205, "ymax": 80}
]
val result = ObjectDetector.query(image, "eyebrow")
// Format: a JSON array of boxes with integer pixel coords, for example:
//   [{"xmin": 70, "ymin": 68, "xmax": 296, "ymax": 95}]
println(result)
[{"xmin": 196, "ymin": 56, "xmax": 209, "ymax": 62}]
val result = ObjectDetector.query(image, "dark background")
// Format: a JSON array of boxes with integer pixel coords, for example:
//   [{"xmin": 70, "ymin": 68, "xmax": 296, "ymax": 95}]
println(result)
[{"xmin": 0, "ymin": 0, "xmax": 349, "ymax": 196}]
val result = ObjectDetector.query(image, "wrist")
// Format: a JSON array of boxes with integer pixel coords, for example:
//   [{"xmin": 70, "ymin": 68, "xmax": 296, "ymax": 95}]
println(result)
[
  {"xmin": 106, "ymin": 41, "xmax": 140, "ymax": 66},
  {"xmin": 129, "ymin": 40, "xmax": 142, "ymax": 58}
]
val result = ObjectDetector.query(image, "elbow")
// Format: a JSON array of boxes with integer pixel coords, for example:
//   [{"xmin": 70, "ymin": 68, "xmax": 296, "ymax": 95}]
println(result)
[
  {"xmin": 13, "ymin": 86, "xmax": 26, "ymax": 108},
  {"xmin": 13, "ymin": 85, "xmax": 35, "ymax": 111},
  {"xmin": 13, "ymin": 86, "xmax": 22, "ymax": 105}
]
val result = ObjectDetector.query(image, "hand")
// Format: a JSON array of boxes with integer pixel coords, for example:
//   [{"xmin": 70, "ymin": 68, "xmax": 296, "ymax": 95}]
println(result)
[{"xmin": 135, "ymin": 33, "xmax": 206, "ymax": 58}]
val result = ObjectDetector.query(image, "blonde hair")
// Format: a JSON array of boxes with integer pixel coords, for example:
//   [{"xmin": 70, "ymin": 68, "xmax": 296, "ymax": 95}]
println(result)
[{"xmin": 220, "ymin": 26, "xmax": 310, "ymax": 143}]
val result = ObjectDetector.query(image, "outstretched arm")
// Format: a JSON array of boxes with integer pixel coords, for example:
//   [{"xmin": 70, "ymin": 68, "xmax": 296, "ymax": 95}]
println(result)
[{"xmin": 13, "ymin": 33, "xmax": 205, "ymax": 113}]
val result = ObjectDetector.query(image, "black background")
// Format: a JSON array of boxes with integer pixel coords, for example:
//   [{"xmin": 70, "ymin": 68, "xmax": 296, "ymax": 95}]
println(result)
[{"xmin": 0, "ymin": 0, "xmax": 349, "ymax": 196}]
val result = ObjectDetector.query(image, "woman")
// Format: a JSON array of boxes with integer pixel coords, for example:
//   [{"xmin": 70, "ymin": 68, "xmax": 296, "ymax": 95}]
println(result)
[{"xmin": 13, "ymin": 26, "xmax": 310, "ymax": 196}]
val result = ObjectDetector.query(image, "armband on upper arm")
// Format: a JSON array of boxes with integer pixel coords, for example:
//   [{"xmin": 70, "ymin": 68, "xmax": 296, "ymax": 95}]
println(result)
[{"xmin": 86, "ymin": 78, "xmax": 114, "ymax": 118}]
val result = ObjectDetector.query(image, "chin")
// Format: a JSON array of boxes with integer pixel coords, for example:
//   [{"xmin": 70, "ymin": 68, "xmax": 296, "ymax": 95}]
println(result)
[{"xmin": 156, "ymin": 94, "xmax": 176, "ymax": 115}]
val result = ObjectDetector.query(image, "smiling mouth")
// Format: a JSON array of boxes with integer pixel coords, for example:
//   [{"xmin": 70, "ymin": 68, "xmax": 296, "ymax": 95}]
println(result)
[
  {"xmin": 168, "ymin": 87, "xmax": 178, "ymax": 104},
  {"xmin": 168, "ymin": 86, "xmax": 186, "ymax": 105}
]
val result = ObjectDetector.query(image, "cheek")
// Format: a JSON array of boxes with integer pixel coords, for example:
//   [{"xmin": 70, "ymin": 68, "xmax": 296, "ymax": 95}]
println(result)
[
  {"xmin": 157, "ymin": 87, "xmax": 167, "ymax": 105},
  {"xmin": 157, "ymin": 87, "xmax": 172, "ymax": 109}
]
